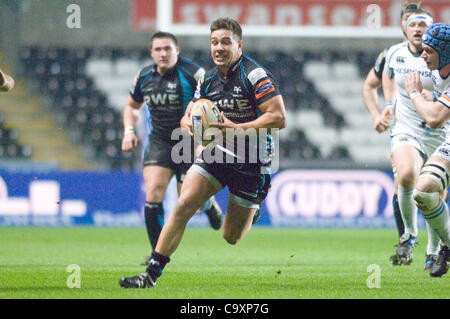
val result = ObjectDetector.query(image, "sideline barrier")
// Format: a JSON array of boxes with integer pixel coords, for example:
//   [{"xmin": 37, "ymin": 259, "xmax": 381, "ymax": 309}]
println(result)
[
  {"xmin": 0, "ymin": 170, "xmax": 143, "ymax": 227},
  {"xmin": 0, "ymin": 169, "xmax": 427, "ymax": 228}
]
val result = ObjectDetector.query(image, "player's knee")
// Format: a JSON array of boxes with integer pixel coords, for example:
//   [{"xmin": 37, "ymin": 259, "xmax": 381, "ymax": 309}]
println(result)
[
  {"xmin": 397, "ymin": 171, "xmax": 417, "ymax": 190},
  {"xmin": 146, "ymin": 184, "xmax": 167, "ymax": 201},
  {"xmin": 418, "ymin": 162, "xmax": 449, "ymax": 194},
  {"xmin": 415, "ymin": 178, "xmax": 437, "ymax": 194},
  {"xmin": 413, "ymin": 189, "xmax": 440, "ymax": 211},
  {"xmin": 174, "ymin": 197, "xmax": 201, "ymax": 219}
]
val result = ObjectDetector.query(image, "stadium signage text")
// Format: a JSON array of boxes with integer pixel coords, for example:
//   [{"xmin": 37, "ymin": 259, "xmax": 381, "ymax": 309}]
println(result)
[
  {"xmin": 0, "ymin": 177, "xmax": 86, "ymax": 217},
  {"xmin": 0, "ymin": 169, "xmax": 400, "ymax": 227},
  {"xmin": 133, "ymin": 0, "xmax": 449, "ymax": 29},
  {"xmin": 0, "ymin": 171, "xmax": 143, "ymax": 227},
  {"xmin": 266, "ymin": 170, "xmax": 394, "ymax": 219}
]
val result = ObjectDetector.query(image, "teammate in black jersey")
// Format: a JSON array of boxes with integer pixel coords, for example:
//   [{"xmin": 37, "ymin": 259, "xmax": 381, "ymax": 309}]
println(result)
[
  {"xmin": 120, "ymin": 18, "xmax": 287, "ymax": 288},
  {"xmin": 121, "ymin": 31, "xmax": 223, "ymax": 266}
]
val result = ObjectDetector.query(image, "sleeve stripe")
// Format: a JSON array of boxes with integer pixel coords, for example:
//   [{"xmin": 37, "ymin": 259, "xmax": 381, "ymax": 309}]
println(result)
[
  {"xmin": 255, "ymin": 79, "xmax": 275, "ymax": 99},
  {"xmin": 439, "ymin": 94, "xmax": 450, "ymax": 108},
  {"xmin": 256, "ymin": 87, "xmax": 275, "ymax": 100},
  {"xmin": 255, "ymin": 78, "xmax": 270, "ymax": 89}
]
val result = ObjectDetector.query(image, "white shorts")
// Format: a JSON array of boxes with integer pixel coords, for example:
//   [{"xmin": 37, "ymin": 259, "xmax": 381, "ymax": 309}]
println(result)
[
  {"xmin": 432, "ymin": 141, "xmax": 450, "ymax": 163},
  {"xmin": 390, "ymin": 133, "xmax": 443, "ymax": 161}
]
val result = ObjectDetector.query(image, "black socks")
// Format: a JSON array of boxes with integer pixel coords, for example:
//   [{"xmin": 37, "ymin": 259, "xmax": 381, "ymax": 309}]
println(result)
[
  {"xmin": 144, "ymin": 202, "xmax": 164, "ymax": 250},
  {"xmin": 146, "ymin": 251, "xmax": 170, "ymax": 279}
]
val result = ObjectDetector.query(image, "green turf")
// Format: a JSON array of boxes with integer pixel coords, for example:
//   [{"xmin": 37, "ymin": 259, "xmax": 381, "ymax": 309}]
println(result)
[{"xmin": 0, "ymin": 227, "xmax": 448, "ymax": 299}]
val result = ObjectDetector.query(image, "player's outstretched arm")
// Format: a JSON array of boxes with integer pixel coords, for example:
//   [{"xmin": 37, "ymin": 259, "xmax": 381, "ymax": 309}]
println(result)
[
  {"xmin": 0, "ymin": 69, "xmax": 14, "ymax": 92},
  {"xmin": 121, "ymin": 96, "xmax": 142, "ymax": 152},
  {"xmin": 379, "ymin": 70, "xmax": 395, "ymax": 124},
  {"xmin": 253, "ymin": 95, "xmax": 287, "ymax": 130},
  {"xmin": 362, "ymin": 68, "xmax": 381, "ymax": 118},
  {"xmin": 363, "ymin": 68, "xmax": 390, "ymax": 133},
  {"xmin": 381, "ymin": 69, "xmax": 396, "ymax": 105},
  {"xmin": 405, "ymin": 71, "xmax": 450, "ymax": 129},
  {"xmin": 409, "ymin": 94, "xmax": 449, "ymax": 129}
]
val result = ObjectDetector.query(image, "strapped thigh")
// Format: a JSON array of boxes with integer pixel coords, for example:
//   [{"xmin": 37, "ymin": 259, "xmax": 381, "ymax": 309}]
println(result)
[{"xmin": 419, "ymin": 162, "xmax": 450, "ymax": 192}]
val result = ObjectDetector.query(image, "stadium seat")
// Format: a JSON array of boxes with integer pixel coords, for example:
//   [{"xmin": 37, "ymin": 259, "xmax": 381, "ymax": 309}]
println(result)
[
  {"xmin": 331, "ymin": 62, "xmax": 360, "ymax": 79},
  {"xmin": 0, "ymin": 121, "xmax": 31, "ymax": 159},
  {"xmin": 296, "ymin": 109, "xmax": 323, "ymax": 129},
  {"xmin": 303, "ymin": 61, "xmax": 330, "ymax": 80},
  {"xmin": 114, "ymin": 59, "xmax": 140, "ymax": 77},
  {"xmin": 85, "ymin": 59, "xmax": 113, "ymax": 77},
  {"xmin": 19, "ymin": 46, "xmax": 386, "ymax": 168},
  {"xmin": 348, "ymin": 145, "xmax": 391, "ymax": 166},
  {"xmin": 19, "ymin": 47, "xmax": 141, "ymax": 169},
  {"xmin": 300, "ymin": 50, "xmax": 390, "ymax": 166},
  {"xmin": 332, "ymin": 96, "xmax": 365, "ymax": 113},
  {"xmin": 107, "ymin": 92, "xmax": 129, "ymax": 111},
  {"xmin": 343, "ymin": 112, "xmax": 376, "ymax": 129},
  {"xmin": 341, "ymin": 127, "xmax": 373, "ymax": 145},
  {"xmin": 94, "ymin": 76, "xmax": 129, "ymax": 94},
  {"xmin": 327, "ymin": 145, "xmax": 352, "ymax": 160}
]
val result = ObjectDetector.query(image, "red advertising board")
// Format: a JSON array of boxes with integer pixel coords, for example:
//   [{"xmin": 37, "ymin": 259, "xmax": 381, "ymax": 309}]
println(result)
[{"xmin": 132, "ymin": 0, "xmax": 449, "ymax": 30}]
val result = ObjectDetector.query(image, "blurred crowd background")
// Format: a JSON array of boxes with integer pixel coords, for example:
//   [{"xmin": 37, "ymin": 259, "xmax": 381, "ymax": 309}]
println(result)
[{"xmin": 1, "ymin": 0, "xmax": 448, "ymax": 173}]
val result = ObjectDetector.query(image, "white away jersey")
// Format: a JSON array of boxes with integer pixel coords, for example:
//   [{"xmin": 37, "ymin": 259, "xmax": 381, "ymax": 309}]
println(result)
[
  {"xmin": 431, "ymin": 70, "xmax": 450, "ymax": 143},
  {"xmin": 432, "ymin": 70, "xmax": 450, "ymax": 109},
  {"xmin": 385, "ymin": 41, "xmax": 444, "ymax": 139}
]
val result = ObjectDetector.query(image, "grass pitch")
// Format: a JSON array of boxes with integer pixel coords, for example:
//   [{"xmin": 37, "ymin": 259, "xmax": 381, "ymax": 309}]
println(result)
[{"xmin": 0, "ymin": 227, "xmax": 448, "ymax": 299}]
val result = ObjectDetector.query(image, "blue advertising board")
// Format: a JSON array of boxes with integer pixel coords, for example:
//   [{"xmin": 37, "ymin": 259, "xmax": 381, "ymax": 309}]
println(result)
[
  {"xmin": 263, "ymin": 169, "xmax": 399, "ymax": 228},
  {"xmin": 0, "ymin": 170, "xmax": 144, "ymax": 226},
  {"xmin": 0, "ymin": 168, "xmax": 424, "ymax": 228}
]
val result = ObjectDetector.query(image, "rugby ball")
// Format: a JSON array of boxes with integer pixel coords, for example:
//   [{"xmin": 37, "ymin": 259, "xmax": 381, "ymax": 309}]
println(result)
[{"xmin": 190, "ymin": 99, "xmax": 222, "ymax": 146}]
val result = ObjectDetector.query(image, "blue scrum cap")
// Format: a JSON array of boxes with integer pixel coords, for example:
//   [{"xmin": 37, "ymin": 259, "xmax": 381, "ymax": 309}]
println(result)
[{"xmin": 422, "ymin": 23, "xmax": 450, "ymax": 70}]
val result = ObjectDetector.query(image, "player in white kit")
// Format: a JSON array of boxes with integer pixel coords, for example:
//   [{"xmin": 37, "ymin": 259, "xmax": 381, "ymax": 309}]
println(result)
[
  {"xmin": 404, "ymin": 23, "xmax": 450, "ymax": 277},
  {"xmin": 362, "ymin": 2, "xmax": 428, "ymax": 255},
  {"xmin": 381, "ymin": 12, "xmax": 443, "ymax": 268}
]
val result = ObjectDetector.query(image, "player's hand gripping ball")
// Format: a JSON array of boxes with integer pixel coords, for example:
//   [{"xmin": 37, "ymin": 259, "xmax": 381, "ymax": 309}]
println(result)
[{"xmin": 190, "ymin": 99, "xmax": 222, "ymax": 146}]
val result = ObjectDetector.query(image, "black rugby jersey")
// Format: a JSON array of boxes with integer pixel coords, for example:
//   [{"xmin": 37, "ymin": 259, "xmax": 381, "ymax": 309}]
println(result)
[
  {"xmin": 192, "ymin": 54, "xmax": 281, "ymax": 170},
  {"xmin": 130, "ymin": 57, "xmax": 204, "ymax": 140},
  {"xmin": 373, "ymin": 48, "xmax": 388, "ymax": 80}
]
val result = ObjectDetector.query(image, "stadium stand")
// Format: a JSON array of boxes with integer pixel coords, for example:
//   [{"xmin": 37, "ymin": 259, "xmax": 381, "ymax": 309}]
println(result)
[
  {"xmin": 18, "ymin": 46, "xmax": 391, "ymax": 170},
  {"xmin": 19, "ymin": 47, "xmax": 139, "ymax": 170},
  {"xmin": 0, "ymin": 113, "xmax": 30, "ymax": 159},
  {"xmin": 300, "ymin": 50, "xmax": 391, "ymax": 166},
  {"xmin": 0, "ymin": 86, "xmax": 98, "ymax": 170}
]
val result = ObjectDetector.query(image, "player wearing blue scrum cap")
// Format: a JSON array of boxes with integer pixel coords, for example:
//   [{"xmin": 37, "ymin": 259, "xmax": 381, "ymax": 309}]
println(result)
[
  {"xmin": 422, "ymin": 23, "xmax": 450, "ymax": 70},
  {"xmin": 381, "ymin": 10, "xmax": 445, "ymax": 269},
  {"xmin": 404, "ymin": 23, "xmax": 450, "ymax": 277}
]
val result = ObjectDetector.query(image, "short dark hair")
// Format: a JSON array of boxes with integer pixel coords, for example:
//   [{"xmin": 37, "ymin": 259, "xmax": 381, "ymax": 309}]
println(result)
[
  {"xmin": 210, "ymin": 18, "xmax": 242, "ymax": 40},
  {"xmin": 400, "ymin": 1, "xmax": 432, "ymax": 19},
  {"xmin": 400, "ymin": 1, "xmax": 420, "ymax": 19},
  {"xmin": 415, "ymin": 6, "xmax": 433, "ymax": 17},
  {"xmin": 151, "ymin": 31, "xmax": 178, "ymax": 48}
]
